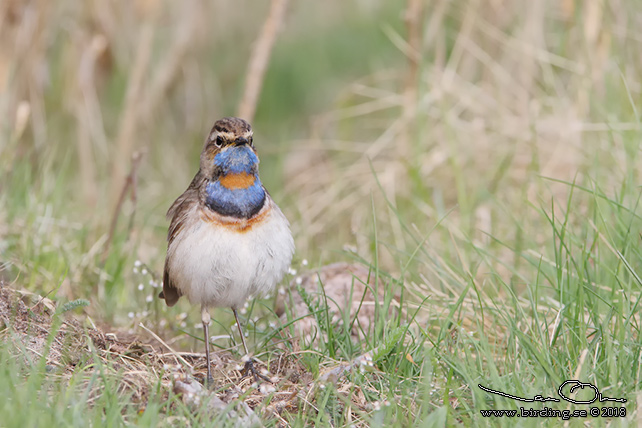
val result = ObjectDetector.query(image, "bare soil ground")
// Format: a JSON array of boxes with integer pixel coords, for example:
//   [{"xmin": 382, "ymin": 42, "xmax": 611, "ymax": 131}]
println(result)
[{"xmin": 0, "ymin": 272, "xmax": 377, "ymax": 421}]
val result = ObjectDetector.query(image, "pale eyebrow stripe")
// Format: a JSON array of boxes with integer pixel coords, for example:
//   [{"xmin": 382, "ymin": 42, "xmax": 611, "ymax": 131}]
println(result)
[
  {"xmin": 209, "ymin": 131, "xmax": 236, "ymax": 141},
  {"xmin": 209, "ymin": 130, "xmax": 253, "ymax": 141}
]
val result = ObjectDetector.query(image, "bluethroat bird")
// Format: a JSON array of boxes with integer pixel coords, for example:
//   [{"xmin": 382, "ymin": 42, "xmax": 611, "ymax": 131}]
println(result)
[{"xmin": 159, "ymin": 117, "xmax": 295, "ymax": 384}]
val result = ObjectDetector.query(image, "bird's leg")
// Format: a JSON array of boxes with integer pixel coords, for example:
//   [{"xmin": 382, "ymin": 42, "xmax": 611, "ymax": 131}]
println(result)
[
  {"xmin": 233, "ymin": 308, "xmax": 271, "ymax": 383},
  {"xmin": 201, "ymin": 306, "xmax": 214, "ymax": 388}
]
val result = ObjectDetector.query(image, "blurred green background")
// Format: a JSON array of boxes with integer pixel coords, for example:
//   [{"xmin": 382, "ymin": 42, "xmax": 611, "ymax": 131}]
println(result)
[
  {"xmin": 1, "ymin": 0, "xmax": 642, "ymax": 424},
  {"xmin": 2, "ymin": 0, "xmax": 641, "ymax": 338},
  {"xmin": 0, "ymin": 0, "xmax": 416, "ymax": 318},
  {"xmin": 3, "ymin": 0, "xmax": 640, "ymax": 312}
]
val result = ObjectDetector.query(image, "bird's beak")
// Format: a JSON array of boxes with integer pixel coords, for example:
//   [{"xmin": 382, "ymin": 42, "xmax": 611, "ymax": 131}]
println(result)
[{"xmin": 234, "ymin": 137, "xmax": 249, "ymax": 146}]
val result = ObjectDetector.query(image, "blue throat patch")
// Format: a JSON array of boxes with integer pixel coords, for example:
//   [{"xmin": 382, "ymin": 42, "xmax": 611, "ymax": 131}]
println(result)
[
  {"xmin": 205, "ymin": 179, "xmax": 265, "ymax": 218},
  {"xmin": 213, "ymin": 145, "xmax": 259, "ymax": 174},
  {"xmin": 204, "ymin": 146, "xmax": 266, "ymax": 218}
]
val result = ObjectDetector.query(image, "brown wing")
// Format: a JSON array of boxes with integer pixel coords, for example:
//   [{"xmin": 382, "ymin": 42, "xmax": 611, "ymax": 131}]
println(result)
[{"xmin": 159, "ymin": 172, "xmax": 205, "ymax": 306}]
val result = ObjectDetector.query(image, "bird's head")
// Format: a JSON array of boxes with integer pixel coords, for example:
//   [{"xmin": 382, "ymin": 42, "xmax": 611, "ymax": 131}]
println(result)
[{"xmin": 200, "ymin": 117, "xmax": 258, "ymax": 178}]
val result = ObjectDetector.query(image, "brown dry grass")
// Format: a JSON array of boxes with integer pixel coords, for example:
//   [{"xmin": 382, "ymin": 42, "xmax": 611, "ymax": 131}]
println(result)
[{"xmin": 0, "ymin": 282, "xmax": 388, "ymax": 423}]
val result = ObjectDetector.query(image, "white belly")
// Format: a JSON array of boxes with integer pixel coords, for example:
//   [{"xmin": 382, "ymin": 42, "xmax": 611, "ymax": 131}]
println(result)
[{"xmin": 166, "ymin": 204, "xmax": 294, "ymax": 309}]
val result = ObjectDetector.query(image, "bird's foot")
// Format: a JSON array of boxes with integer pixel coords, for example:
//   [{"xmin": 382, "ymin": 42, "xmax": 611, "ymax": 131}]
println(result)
[
  {"xmin": 203, "ymin": 374, "xmax": 215, "ymax": 390},
  {"xmin": 240, "ymin": 358, "xmax": 272, "ymax": 383}
]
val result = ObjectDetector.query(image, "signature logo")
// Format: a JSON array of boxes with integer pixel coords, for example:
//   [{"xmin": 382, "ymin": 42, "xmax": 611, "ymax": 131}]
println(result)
[{"xmin": 478, "ymin": 381, "xmax": 627, "ymax": 404}]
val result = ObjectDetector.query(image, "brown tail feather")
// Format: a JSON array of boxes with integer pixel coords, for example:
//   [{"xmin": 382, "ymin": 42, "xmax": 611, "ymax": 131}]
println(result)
[{"xmin": 160, "ymin": 262, "xmax": 181, "ymax": 306}]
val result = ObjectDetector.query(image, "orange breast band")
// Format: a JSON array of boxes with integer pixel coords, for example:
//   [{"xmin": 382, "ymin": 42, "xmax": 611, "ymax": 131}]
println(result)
[{"xmin": 219, "ymin": 172, "xmax": 255, "ymax": 190}]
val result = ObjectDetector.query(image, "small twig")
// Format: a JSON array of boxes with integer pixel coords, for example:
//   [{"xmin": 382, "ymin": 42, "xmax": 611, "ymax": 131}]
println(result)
[
  {"xmin": 28, "ymin": 288, "xmax": 57, "ymax": 313},
  {"xmin": 102, "ymin": 151, "xmax": 143, "ymax": 262},
  {"xmin": 157, "ymin": 350, "xmax": 228, "ymax": 359},
  {"xmin": 138, "ymin": 322, "xmax": 194, "ymax": 370},
  {"xmin": 317, "ymin": 349, "xmax": 376, "ymax": 383},
  {"xmin": 237, "ymin": 0, "xmax": 289, "ymax": 122},
  {"xmin": 125, "ymin": 152, "xmax": 140, "ymax": 238}
]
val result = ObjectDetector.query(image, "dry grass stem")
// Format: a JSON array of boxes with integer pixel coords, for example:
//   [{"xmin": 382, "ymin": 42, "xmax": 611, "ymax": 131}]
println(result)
[
  {"xmin": 138, "ymin": 322, "xmax": 193, "ymax": 370},
  {"xmin": 399, "ymin": 0, "xmax": 424, "ymax": 160},
  {"xmin": 74, "ymin": 35, "xmax": 110, "ymax": 210},
  {"xmin": 109, "ymin": 20, "xmax": 154, "ymax": 205},
  {"xmin": 237, "ymin": 0, "xmax": 289, "ymax": 122},
  {"xmin": 144, "ymin": 1, "xmax": 202, "ymax": 124}
]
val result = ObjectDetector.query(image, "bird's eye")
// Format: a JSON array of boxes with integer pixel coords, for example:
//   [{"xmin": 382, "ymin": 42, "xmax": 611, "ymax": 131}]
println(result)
[{"xmin": 214, "ymin": 136, "xmax": 224, "ymax": 148}]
